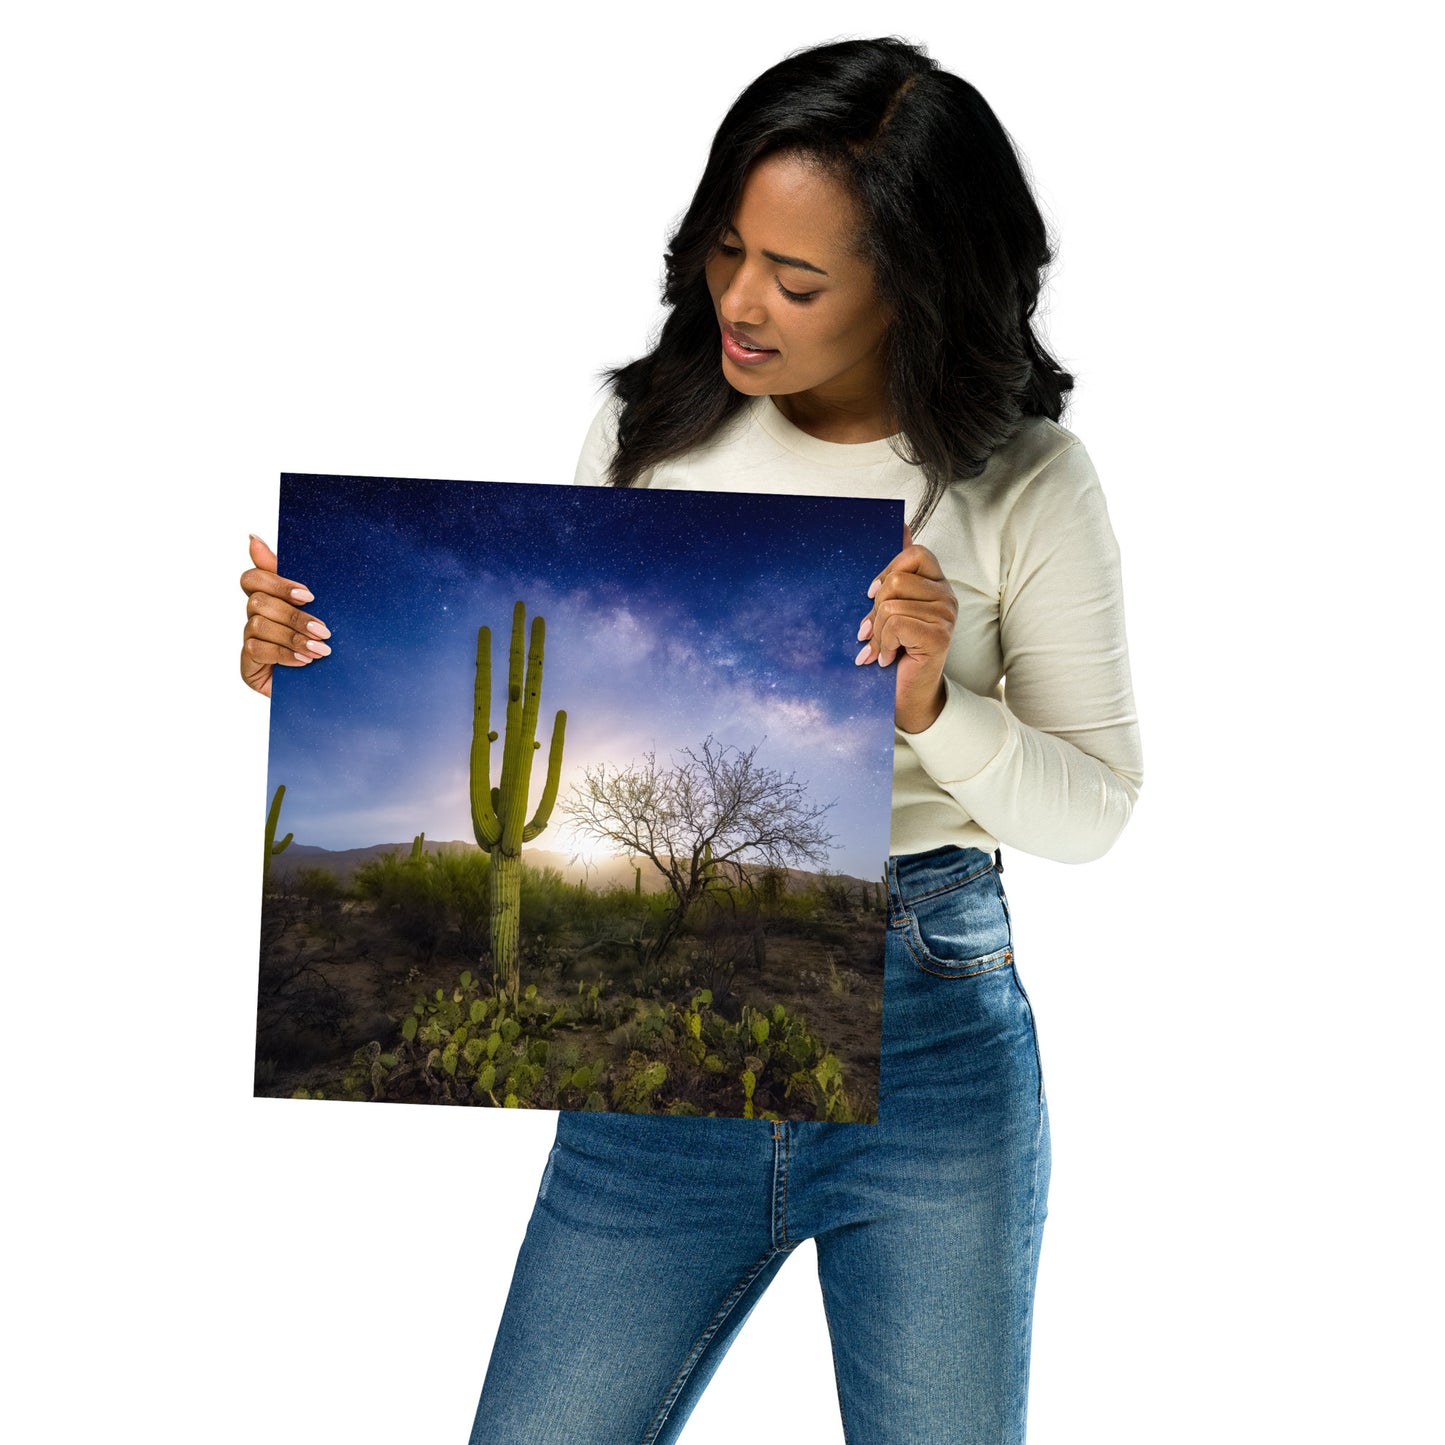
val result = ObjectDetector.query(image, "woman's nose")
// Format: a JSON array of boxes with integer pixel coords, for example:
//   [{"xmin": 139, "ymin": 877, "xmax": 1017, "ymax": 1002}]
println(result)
[{"xmin": 720, "ymin": 265, "xmax": 768, "ymax": 327}]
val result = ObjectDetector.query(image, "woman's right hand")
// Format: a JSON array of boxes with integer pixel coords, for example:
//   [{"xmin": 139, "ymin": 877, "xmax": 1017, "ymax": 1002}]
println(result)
[{"xmin": 239, "ymin": 534, "xmax": 331, "ymax": 698}]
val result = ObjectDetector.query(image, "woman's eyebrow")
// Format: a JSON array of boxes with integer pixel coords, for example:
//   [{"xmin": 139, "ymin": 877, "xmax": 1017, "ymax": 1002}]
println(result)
[{"xmin": 723, "ymin": 224, "xmax": 829, "ymax": 276}]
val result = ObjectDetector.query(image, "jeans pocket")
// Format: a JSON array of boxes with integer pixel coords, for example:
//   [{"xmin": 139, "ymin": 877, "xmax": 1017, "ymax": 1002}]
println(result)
[{"xmin": 900, "ymin": 863, "xmax": 1013, "ymax": 979}]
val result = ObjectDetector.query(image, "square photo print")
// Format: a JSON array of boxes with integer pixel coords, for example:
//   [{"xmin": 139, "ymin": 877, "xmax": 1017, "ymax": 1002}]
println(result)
[{"xmin": 256, "ymin": 473, "xmax": 901, "ymax": 1121}]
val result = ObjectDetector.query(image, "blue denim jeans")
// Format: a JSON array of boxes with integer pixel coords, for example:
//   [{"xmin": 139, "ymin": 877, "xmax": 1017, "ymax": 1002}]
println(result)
[{"xmin": 468, "ymin": 846, "xmax": 1050, "ymax": 1444}]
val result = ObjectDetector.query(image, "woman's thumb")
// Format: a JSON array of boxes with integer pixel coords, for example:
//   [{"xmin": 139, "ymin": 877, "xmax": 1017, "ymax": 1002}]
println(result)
[{"xmin": 249, "ymin": 533, "xmax": 278, "ymax": 570}]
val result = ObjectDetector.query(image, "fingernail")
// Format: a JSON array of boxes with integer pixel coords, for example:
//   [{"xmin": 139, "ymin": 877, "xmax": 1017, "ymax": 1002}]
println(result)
[
  {"xmin": 854, "ymin": 644, "xmax": 872, "ymax": 665},
  {"xmin": 250, "ymin": 533, "xmax": 265, "ymax": 544},
  {"xmin": 305, "ymin": 640, "xmax": 331, "ymax": 656},
  {"xmin": 856, "ymin": 617, "xmax": 873, "ymax": 642},
  {"xmin": 306, "ymin": 621, "xmax": 331, "ymax": 639},
  {"xmin": 867, "ymin": 578, "xmax": 881, "ymax": 599},
  {"xmin": 291, "ymin": 587, "xmax": 314, "ymax": 603},
  {"xmin": 292, "ymin": 651, "xmax": 312, "ymax": 663}
]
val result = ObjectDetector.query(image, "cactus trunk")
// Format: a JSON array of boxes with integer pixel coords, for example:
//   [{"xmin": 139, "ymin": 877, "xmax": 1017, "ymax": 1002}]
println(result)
[
  {"xmin": 490, "ymin": 851, "xmax": 522, "ymax": 1001},
  {"xmin": 470, "ymin": 602, "xmax": 567, "ymax": 1005}
]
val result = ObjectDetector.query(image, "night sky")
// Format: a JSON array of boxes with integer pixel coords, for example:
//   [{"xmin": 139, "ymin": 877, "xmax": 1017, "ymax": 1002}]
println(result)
[{"xmin": 267, "ymin": 475, "xmax": 903, "ymax": 878}]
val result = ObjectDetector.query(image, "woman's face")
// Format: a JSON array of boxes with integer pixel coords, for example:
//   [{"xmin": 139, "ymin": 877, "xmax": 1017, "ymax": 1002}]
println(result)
[{"xmin": 704, "ymin": 152, "xmax": 891, "ymax": 424}]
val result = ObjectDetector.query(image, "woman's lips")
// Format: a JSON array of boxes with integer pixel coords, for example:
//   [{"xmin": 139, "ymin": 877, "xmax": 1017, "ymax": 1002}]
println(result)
[{"xmin": 721, "ymin": 324, "xmax": 779, "ymax": 366}]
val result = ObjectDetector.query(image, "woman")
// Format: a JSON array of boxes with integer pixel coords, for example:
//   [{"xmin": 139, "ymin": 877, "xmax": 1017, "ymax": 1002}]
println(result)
[{"xmin": 240, "ymin": 37, "xmax": 1141, "ymax": 1443}]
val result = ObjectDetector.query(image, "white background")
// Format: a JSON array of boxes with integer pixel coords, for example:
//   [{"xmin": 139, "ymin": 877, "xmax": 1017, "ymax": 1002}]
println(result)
[{"xmin": 6, "ymin": 2, "xmax": 1439, "ymax": 1440}]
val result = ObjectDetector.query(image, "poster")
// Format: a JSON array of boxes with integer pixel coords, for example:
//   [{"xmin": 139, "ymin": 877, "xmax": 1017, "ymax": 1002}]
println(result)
[{"xmin": 256, "ymin": 473, "xmax": 901, "ymax": 1121}]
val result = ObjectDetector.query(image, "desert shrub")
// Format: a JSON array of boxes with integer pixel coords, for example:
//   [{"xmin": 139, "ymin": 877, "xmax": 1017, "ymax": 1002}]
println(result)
[
  {"xmin": 751, "ymin": 886, "xmax": 824, "ymax": 934},
  {"xmin": 350, "ymin": 851, "xmax": 396, "ymax": 903},
  {"xmin": 809, "ymin": 871, "xmax": 856, "ymax": 913},
  {"xmin": 352, "ymin": 850, "xmax": 449, "ymax": 961},
  {"xmin": 430, "ymin": 848, "xmax": 492, "ymax": 954},
  {"xmin": 756, "ymin": 866, "xmax": 789, "ymax": 910},
  {"xmin": 296, "ymin": 866, "xmax": 343, "ymax": 908},
  {"xmin": 680, "ymin": 902, "xmax": 768, "ymax": 1010},
  {"xmin": 519, "ymin": 864, "xmax": 566, "ymax": 929}
]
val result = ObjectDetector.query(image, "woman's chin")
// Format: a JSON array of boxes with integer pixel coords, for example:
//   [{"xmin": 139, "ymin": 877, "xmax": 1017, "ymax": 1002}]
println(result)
[{"xmin": 721, "ymin": 361, "xmax": 777, "ymax": 396}]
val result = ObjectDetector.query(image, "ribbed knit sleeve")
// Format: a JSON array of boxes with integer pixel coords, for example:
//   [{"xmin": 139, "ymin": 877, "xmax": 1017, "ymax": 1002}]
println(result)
[{"xmin": 899, "ymin": 440, "xmax": 1144, "ymax": 863}]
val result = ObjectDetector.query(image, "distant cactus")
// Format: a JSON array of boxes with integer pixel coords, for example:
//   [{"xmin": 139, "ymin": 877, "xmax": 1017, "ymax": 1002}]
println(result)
[
  {"xmin": 263, "ymin": 783, "xmax": 293, "ymax": 891},
  {"xmin": 634, "ymin": 865, "xmax": 642, "ymax": 897},
  {"xmin": 470, "ymin": 602, "xmax": 567, "ymax": 1005},
  {"xmin": 410, "ymin": 832, "xmax": 425, "ymax": 862}
]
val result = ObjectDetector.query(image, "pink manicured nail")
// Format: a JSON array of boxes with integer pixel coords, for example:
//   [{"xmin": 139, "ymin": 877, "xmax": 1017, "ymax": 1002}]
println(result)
[
  {"xmin": 293, "ymin": 651, "xmax": 312, "ymax": 662},
  {"xmin": 306, "ymin": 621, "xmax": 331, "ymax": 638},
  {"xmin": 854, "ymin": 644, "xmax": 872, "ymax": 665},
  {"xmin": 867, "ymin": 578, "xmax": 881, "ymax": 598},
  {"xmin": 305, "ymin": 640, "xmax": 331, "ymax": 656},
  {"xmin": 856, "ymin": 617, "xmax": 873, "ymax": 641},
  {"xmin": 291, "ymin": 587, "xmax": 314, "ymax": 603}
]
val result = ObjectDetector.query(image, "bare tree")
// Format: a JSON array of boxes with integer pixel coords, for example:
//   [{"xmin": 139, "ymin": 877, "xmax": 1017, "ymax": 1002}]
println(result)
[{"xmin": 564, "ymin": 737, "xmax": 836, "ymax": 964}]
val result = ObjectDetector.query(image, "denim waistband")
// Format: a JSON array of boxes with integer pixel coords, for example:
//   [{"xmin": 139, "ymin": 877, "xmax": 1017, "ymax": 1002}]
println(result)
[{"xmin": 886, "ymin": 845, "xmax": 997, "ymax": 907}]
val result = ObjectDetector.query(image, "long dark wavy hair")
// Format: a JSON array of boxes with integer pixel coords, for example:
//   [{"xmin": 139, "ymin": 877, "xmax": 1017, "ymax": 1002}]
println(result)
[{"xmin": 603, "ymin": 36, "xmax": 1074, "ymax": 530}]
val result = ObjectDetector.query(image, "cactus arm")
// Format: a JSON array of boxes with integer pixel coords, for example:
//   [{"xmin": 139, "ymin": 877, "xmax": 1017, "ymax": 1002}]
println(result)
[
  {"xmin": 502, "ymin": 609, "xmax": 543, "ymax": 854},
  {"xmin": 470, "ymin": 627, "xmax": 502, "ymax": 848},
  {"xmin": 265, "ymin": 784, "xmax": 291, "ymax": 852},
  {"xmin": 496, "ymin": 604, "xmax": 525, "ymax": 853},
  {"xmin": 522, "ymin": 710, "xmax": 568, "ymax": 842},
  {"xmin": 263, "ymin": 783, "xmax": 292, "ymax": 890}
]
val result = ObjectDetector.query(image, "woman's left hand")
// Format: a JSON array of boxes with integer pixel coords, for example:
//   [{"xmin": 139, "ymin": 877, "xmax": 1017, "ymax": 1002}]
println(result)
[{"xmin": 855, "ymin": 524, "xmax": 958, "ymax": 734}]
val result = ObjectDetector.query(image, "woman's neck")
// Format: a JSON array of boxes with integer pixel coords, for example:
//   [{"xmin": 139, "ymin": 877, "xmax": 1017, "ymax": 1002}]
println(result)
[{"xmin": 768, "ymin": 389, "xmax": 897, "ymax": 444}]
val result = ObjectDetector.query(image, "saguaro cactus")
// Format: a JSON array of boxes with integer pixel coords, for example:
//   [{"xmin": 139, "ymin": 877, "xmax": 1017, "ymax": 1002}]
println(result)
[
  {"xmin": 264, "ymin": 783, "xmax": 293, "ymax": 892},
  {"xmin": 470, "ymin": 602, "xmax": 567, "ymax": 1004},
  {"xmin": 410, "ymin": 832, "xmax": 426, "ymax": 863}
]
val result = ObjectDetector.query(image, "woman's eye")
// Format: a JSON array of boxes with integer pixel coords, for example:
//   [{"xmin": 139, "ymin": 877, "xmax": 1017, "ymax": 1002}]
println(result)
[
  {"xmin": 776, "ymin": 279, "xmax": 817, "ymax": 304},
  {"xmin": 714, "ymin": 240, "xmax": 816, "ymax": 303}
]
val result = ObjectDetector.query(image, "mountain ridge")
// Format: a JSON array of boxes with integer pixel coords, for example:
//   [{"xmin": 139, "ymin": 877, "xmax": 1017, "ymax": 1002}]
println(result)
[{"xmin": 274, "ymin": 840, "xmax": 879, "ymax": 894}]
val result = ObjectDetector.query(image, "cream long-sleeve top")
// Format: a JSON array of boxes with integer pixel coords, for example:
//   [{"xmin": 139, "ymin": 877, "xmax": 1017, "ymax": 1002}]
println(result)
[{"xmin": 573, "ymin": 392, "xmax": 1143, "ymax": 865}]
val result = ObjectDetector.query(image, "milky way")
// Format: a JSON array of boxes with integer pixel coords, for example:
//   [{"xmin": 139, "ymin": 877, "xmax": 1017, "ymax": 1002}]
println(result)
[{"xmin": 266, "ymin": 474, "xmax": 902, "ymax": 878}]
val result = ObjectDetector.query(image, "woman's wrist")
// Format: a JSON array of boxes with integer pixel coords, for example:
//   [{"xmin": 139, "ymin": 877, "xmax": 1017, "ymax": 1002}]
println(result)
[{"xmin": 895, "ymin": 681, "xmax": 947, "ymax": 735}]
